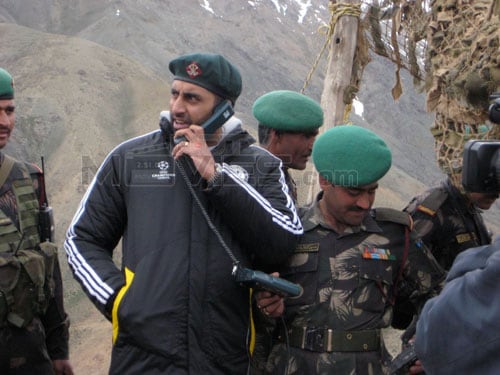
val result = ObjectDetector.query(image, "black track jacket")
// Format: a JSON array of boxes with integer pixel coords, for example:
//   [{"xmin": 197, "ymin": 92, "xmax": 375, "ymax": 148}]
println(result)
[{"xmin": 64, "ymin": 114, "xmax": 302, "ymax": 374}]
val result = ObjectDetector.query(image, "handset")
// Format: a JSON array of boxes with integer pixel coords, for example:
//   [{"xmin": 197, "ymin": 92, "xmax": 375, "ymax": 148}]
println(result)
[
  {"xmin": 232, "ymin": 264, "xmax": 303, "ymax": 298},
  {"xmin": 174, "ymin": 100, "xmax": 234, "ymax": 144}
]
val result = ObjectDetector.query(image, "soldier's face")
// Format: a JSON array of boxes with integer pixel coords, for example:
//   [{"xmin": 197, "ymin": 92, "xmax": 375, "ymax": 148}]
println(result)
[
  {"xmin": 268, "ymin": 130, "xmax": 318, "ymax": 170},
  {"xmin": 319, "ymin": 177, "xmax": 378, "ymax": 231},
  {"xmin": 0, "ymin": 99, "xmax": 15, "ymax": 149},
  {"xmin": 468, "ymin": 192, "xmax": 499, "ymax": 210}
]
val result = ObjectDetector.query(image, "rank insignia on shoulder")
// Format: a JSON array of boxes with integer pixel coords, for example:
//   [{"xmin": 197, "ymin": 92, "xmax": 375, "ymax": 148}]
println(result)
[
  {"xmin": 416, "ymin": 204, "xmax": 436, "ymax": 217},
  {"xmin": 362, "ymin": 246, "xmax": 396, "ymax": 260},
  {"xmin": 456, "ymin": 233, "xmax": 473, "ymax": 243}
]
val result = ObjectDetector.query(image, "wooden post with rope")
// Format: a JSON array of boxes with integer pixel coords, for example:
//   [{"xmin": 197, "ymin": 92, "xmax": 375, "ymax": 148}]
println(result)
[{"xmin": 303, "ymin": 0, "xmax": 362, "ymax": 203}]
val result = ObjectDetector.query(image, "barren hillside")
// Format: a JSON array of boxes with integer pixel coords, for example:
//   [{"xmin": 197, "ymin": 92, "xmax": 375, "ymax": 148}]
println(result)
[
  {"xmin": 0, "ymin": 23, "xmax": 170, "ymax": 373},
  {"xmin": 0, "ymin": 1, "xmax": 498, "ymax": 372}
]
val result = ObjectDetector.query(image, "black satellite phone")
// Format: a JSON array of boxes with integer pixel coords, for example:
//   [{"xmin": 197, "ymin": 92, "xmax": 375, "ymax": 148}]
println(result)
[{"xmin": 174, "ymin": 100, "xmax": 234, "ymax": 144}]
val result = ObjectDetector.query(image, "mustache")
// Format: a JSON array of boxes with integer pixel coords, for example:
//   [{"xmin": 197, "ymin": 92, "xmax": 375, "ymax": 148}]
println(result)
[{"xmin": 348, "ymin": 206, "xmax": 367, "ymax": 212}]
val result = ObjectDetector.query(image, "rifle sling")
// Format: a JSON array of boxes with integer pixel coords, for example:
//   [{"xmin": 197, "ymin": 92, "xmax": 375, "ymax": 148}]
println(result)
[{"xmin": 0, "ymin": 155, "xmax": 16, "ymax": 188}]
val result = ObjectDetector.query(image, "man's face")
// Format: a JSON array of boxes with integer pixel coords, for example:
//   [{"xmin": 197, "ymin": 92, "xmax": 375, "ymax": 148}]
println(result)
[
  {"xmin": 320, "ymin": 177, "xmax": 378, "ymax": 231},
  {"xmin": 468, "ymin": 191, "xmax": 499, "ymax": 210},
  {"xmin": 169, "ymin": 80, "xmax": 218, "ymax": 131},
  {"xmin": 270, "ymin": 130, "xmax": 318, "ymax": 170},
  {"xmin": 0, "ymin": 99, "xmax": 15, "ymax": 149}
]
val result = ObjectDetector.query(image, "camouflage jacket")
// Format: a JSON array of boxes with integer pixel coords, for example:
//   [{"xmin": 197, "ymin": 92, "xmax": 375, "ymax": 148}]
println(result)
[
  {"xmin": 0, "ymin": 153, "xmax": 69, "ymax": 364},
  {"xmin": 265, "ymin": 197, "xmax": 444, "ymax": 375},
  {"xmin": 404, "ymin": 179, "xmax": 491, "ymax": 270}
]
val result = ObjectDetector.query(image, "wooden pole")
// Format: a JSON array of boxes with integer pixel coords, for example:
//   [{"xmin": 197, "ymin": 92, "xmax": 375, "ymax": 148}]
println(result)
[{"xmin": 304, "ymin": 0, "xmax": 361, "ymax": 203}]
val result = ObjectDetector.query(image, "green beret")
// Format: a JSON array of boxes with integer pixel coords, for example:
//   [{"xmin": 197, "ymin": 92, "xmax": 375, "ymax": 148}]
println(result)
[
  {"xmin": 0, "ymin": 68, "xmax": 14, "ymax": 100},
  {"xmin": 312, "ymin": 125, "xmax": 392, "ymax": 186},
  {"xmin": 252, "ymin": 90, "xmax": 323, "ymax": 132},
  {"xmin": 169, "ymin": 53, "xmax": 242, "ymax": 104}
]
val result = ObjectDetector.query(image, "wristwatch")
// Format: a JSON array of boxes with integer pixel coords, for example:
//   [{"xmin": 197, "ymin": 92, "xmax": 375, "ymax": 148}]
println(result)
[{"xmin": 206, "ymin": 163, "xmax": 223, "ymax": 186}]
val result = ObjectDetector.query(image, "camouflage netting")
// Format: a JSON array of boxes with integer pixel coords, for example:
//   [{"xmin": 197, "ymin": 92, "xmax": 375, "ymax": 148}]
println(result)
[
  {"xmin": 425, "ymin": 0, "xmax": 499, "ymax": 187},
  {"xmin": 357, "ymin": 0, "xmax": 500, "ymax": 187}
]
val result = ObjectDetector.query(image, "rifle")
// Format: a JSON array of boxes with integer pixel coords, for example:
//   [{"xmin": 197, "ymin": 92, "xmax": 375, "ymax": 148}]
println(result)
[
  {"xmin": 38, "ymin": 156, "xmax": 54, "ymax": 242},
  {"xmin": 388, "ymin": 315, "xmax": 419, "ymax": 374}
]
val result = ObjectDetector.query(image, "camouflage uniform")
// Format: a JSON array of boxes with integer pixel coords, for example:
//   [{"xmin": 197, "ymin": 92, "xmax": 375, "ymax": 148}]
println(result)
[
  {"xmin": 265, "ymin": 197, "xmax": 445, "ymax": 375},
  {"xmin": 404, "ymin": 178, "xmax": 491, "ymax": 270},
  {"xmin": 393, "ymin": 178, "xmax": 492, "ymax": 329},
  {"xmin": 0, "ymin": 154, "xmax": 69, "ymax": 374}
]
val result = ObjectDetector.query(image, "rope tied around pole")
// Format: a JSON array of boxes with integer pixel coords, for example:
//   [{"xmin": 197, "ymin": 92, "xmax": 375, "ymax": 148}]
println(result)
[{"xmin": 301, "ymin": 2, "xmax": 361, "ymax": 94}]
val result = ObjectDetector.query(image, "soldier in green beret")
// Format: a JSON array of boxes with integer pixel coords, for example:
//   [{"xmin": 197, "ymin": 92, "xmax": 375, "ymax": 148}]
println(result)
[
  {"xmin": 0, "ymin": 68, "xmax": 74, "ymax": 374},
  {"xmin": 250, "ymin": 90, "xmax": 323, "ymax": 374},
  {"xmin": 255, "ymin": 125, "xmax": 445, "ymax": 374},
  {"xmin": 64, "ymin": 53, "xmax": 303, "ymax": 374},
  {"xmin": 253, "ymin": 90, "xmax": 324, "ymax": 201}
]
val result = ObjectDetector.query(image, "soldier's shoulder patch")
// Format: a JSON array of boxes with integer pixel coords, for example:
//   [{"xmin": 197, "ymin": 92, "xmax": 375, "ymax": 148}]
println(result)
[
  {"xmin": 373, "ymin": 208, "xmax": 412, "ymax": 229},
  {"xmin": 295, "ymin": 242, "xmax": 320, "ymax": 253},
  {"xmin": 456, "ymin": 233, "xmax": 474, "ymax": 243},
  {"xmin": 416, "ymin": 188, "xmax": 448, "ymax": 217},
  {"xmin": 416, "ymin": 204, "xmax": 437, "ymax": 216}
]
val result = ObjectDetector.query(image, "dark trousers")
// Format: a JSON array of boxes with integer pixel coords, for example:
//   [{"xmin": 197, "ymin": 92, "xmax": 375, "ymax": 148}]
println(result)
[{"xmin": 0, "ymin": 317, "xmax": 54, "ymax": 375}]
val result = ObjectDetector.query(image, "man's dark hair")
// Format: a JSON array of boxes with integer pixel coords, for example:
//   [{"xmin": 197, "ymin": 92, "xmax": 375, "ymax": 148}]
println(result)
[
  {"xmin": 258, "ymin": 124, "xmax": 273, "ymax": 145},
  {"xmin": 258, "ymin": 124, "xmax": 319, "ymax": 146}
]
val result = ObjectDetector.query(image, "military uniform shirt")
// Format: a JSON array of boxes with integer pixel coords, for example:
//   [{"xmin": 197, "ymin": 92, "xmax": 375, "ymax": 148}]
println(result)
[
  {"xmin": 265, "ymin": 197, "xmax": 444, "ymax": 375},
  {"xmin": 404, "ymin": 179, "xmax": 491, "ymax": 270}
]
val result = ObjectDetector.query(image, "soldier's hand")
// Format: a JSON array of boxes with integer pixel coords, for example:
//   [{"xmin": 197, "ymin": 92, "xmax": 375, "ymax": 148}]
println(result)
[
  {"xmin": 407, "ymin": 336, "xmax": 424, "ymax": 374},
  {"xmin": 409, "ymin": 359, "xmax": 424, "ymax": 374},
  {"xmin": 52, "ymin": 359, "xmax": 74, "ymax": 375},
  {"xmin": 255, "ymin": 272, "xmax": 285, "ymax": 318}
]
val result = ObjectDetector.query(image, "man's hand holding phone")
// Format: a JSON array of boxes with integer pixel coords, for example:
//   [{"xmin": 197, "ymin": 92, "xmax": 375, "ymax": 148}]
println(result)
[
  {"xmin": 172, "ymin": 125, "xmax": 217, "ymax": 181},
  {"xmin": 254, "ymin": 272, "xmax": 286, "ymax": 318},
  {"xmin": 172, "ymin": 100, "xmax": 234, "ymax": 181}
]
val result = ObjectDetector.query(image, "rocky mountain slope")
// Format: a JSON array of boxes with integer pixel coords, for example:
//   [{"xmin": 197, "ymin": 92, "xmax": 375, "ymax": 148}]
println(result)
[
  {"xmin": 0, "ymin": 0, "xmax": 450, "ymax": 193},
  {"xmin": 0, "ymin": 1, "xmax": 498, "ymax": 372}
]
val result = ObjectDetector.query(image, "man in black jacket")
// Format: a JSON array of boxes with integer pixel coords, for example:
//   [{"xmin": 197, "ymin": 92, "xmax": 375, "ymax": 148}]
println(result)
[
  {"xmin": 0, "ymin": 67, "xmax": 73, "ymax": 374},
  {"xmin": 64, "ymin": 53, "xmax": 302, "ymax": 374}
]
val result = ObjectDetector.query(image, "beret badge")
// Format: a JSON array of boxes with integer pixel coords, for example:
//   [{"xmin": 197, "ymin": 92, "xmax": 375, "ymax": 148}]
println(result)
[{"xmin": 186, "ymin": 62, "xmax": 202, "ymax": 78}]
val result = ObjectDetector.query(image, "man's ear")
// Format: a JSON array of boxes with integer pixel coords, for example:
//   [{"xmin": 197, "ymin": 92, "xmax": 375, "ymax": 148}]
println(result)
[
  {"xmin": 267, "ymin": 129, "xmax": 283, "ymax": 152},
  {"xmin": 269, "ymin": 129, "xmax": 281, "ymax": 142}
]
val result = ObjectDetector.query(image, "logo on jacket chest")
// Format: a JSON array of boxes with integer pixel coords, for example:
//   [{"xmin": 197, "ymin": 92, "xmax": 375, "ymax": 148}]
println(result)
[
  {"xmin": 129, "ymin": 155, "xmax": 175, "ymax": 186},
  {"xmin": 227, "ymin": 164, "xmax": 249, "ymax": 182}
]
